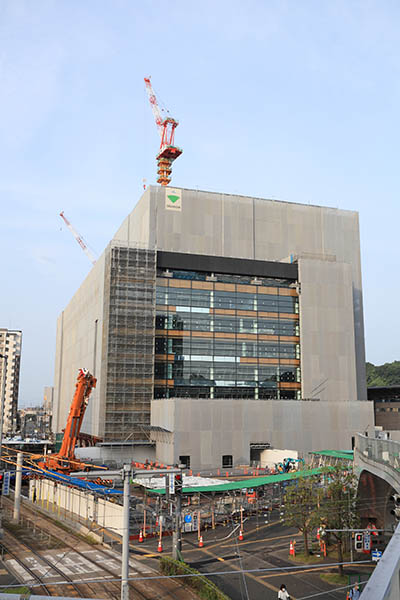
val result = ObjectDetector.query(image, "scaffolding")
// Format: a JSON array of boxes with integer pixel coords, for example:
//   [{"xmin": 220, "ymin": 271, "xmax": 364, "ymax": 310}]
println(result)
[{"xmin": 103, "ymin": 243, "xmax": 156, "ymax": 442}]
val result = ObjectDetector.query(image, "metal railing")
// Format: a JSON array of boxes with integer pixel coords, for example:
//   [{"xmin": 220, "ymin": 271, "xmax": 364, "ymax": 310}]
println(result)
[{"xmin": 355, "ymin": 433, "xmax": 400, "ymax": 473}]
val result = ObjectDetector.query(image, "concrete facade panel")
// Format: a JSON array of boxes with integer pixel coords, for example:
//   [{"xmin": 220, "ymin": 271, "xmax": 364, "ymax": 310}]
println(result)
[
  {"xmin": 299, "ymin": 258, "xmax": 359, "ymax": 402},
  {"xmin": 53, "ymin": 252, "xmax": 106, "ymax": 437},
  {"xmin": 152, "ymin": 398, "xmax": 374, "ymax": 470}
]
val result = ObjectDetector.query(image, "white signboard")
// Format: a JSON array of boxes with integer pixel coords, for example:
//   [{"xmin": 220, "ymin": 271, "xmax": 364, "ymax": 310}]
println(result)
[
  {"xmin": 165, "ymin": 188, "xmax": 182, "ymax": 211},
  {"xmin": 169, "ymin": 475, "xmax": 175, "ymax": 496}
]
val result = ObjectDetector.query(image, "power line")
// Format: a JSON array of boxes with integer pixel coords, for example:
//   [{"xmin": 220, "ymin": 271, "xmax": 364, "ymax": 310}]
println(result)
[
  {"xmin": 0, "ymin": 559, "xmax": 374, "ymax": 590},
  {"xmin": 296, "ymin": 579, "xmax": 370, "ymax": 599}
]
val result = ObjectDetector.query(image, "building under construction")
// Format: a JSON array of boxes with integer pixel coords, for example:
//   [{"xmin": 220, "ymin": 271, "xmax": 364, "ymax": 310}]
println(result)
[{"xmin": 53, "ymin": 186, "xmax": 374, "ymax": 469}]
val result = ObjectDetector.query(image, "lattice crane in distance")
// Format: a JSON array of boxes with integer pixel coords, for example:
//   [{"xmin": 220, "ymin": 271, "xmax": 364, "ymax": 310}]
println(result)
[
  {"xmin": 144, "ymin": 76, "xmax": 182, "ymax": 186},
  {"xmin": 60, "ymin": 211, "xmax": 97, "ymax": 265}
]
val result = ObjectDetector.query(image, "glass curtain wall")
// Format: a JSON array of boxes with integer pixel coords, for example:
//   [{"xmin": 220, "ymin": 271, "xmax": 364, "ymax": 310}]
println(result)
[{"xmin": 154, "ymin": 270, "xmax": 300, "ymax": 400}]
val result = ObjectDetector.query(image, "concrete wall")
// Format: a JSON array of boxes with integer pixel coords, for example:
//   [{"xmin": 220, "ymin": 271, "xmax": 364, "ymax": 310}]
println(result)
[
  {"xmin": 53, "ymin": 251, "xmax": 107, "ymax": 437},
  {"xmin": 75, "ymin": 444, "xmax": 155, "ymax": 465},
  {"xmin": 299, "ymin": 257, "xmax": 357, "ymax": 402},
  {"xmin": 152, "ymin": 398, "xmax": 374, "ymax": 470}
]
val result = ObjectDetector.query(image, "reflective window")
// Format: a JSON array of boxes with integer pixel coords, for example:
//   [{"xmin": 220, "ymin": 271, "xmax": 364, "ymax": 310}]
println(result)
[
  {"xmin": 214, "ymin": 291, "xmax": 236, "ymax": 310},
  {"xmin": 191, "ymin": 290, "xmax": 211, "ymax": 307},
  {"xmin": 236, "ymin": 293, "xmax": 256, "ymax": 310},
  {"xmin": 154, "ymin": 274, "xmax": 300, "ymax": 400},
  {"xmin": 214, "ymin": 317, "xmax": 236, "ymax": 333}
]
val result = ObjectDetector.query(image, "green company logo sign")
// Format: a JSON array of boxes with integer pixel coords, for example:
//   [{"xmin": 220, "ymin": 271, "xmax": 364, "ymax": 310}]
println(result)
[{"xmin": 165, "ymin": 188, "xmax": 182, "ymax": 210}]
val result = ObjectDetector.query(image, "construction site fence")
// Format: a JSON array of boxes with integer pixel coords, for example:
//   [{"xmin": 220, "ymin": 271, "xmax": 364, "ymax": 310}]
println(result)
[
  {"xmin": 29, "ymin": 478, "xmax": 124, "ymax": 536},
  {"xmin": 29, "ymin": 478, "xmax": 286, "ymax": 540}
]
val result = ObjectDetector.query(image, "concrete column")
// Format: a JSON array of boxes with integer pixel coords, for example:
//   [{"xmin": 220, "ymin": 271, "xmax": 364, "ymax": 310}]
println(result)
[{"xmin": 13, "ymin": 452, "xmax": 23, "ymax": 522}]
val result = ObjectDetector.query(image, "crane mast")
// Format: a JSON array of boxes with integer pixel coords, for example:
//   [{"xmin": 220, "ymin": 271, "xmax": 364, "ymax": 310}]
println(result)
[
  {"xmin": 144, "ymin": 76, "xmax": 182, "ymax": 186},
  {"xmin": 60, "ymin": 211, "xmax": 97, "ymax": 265}
]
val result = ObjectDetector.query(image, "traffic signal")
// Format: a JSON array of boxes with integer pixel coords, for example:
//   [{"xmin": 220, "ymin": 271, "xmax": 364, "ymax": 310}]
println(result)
[
  {"xmin": 371, "ymin": 533, "xmax": 383, "ymax": 551},
  {"xmin": 354, "ymin": 533, "xmax": 363, "ymax": 551},
  {"xmin": 174, "ymin": 473, "xmax": 183, "ymax": 495},
  {"xmin": 390, "ymin": 494, "xmax": 400, "ymax": 520}
]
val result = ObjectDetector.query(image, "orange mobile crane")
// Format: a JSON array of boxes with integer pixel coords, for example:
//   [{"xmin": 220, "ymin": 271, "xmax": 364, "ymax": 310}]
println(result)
[{"xmin": 39, "ymin": 368, "xmax": 97, "ymax": 474}]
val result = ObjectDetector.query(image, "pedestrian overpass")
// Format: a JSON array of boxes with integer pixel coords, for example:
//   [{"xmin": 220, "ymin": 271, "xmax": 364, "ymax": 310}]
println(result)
[{"xmin": 354, "ymin": 433, "xmax": 400, "ymax": 599}]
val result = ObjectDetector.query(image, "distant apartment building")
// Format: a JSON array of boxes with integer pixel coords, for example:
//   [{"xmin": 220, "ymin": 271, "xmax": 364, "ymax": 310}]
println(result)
[
  {"xmin": 369, "ymin": 385, "xmax": 400, "ymax": 431},
  {"xmin": 43, "ymin": 386, "xmax": 54, "ymax": 433},
  {"xmin": 0, "ymin": 329, "xmax": 22, "ymax": 435},
  {"xmin": 18, "ymin": 406, "xmax": 50, "ymax": 440}
]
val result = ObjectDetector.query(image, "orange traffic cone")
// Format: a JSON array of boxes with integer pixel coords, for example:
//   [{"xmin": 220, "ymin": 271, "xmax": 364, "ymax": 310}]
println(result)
[
  {"xmin": 238, "ymin": 529, "xmax": 243, "ymax": 541},
  {"xmin": 199, "ymin": 535, "xmax": 204, "ymax": 548},
  {"xmin": 157, "ymin": 539, "xmax": 163, "ymax": 553},
  {"xmin": 289, "ymin": 540, "xmax": 294, "ymax": 555},
  {"xmin": 138, "ymin": 529, "xmax": 143, "ymax": 543}
]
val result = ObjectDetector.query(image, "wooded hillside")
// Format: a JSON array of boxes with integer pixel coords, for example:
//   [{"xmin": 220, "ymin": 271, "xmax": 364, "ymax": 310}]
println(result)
[{"xmin": 366, "ymin": 361, "xmax": 400, "ymax": 387}]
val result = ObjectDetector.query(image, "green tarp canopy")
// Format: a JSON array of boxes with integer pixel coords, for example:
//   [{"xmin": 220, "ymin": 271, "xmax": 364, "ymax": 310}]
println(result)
[
  {"xmin": 309, "ymin": 450, "xmax": 354, "ymax": 460},
  {"xmin": 147, "ymin": 467, "xmax": 330, "ymax": 495}
]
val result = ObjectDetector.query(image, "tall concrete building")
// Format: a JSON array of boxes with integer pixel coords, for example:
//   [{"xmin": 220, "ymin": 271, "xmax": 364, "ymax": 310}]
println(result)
[
  {"xmin": 43, "ymin": 386, "xmax": 54, "ymax": 434},
  {"xmin": 53, "ymin": 187, "xmax": 374, "ymax": 469},
  {"xmin": 0, "ymin": 329, "xmax": 22, "ymax": 435}
]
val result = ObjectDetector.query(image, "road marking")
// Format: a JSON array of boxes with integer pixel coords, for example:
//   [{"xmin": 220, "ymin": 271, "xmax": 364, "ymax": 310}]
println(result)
[
  {"xmin": 184, "ymin": 521, "xmax": 277, "ymax": 553},
  {"xmin": 220, "ymin": 532, "xmax": 301, "ymax": 548},
  {"xmin": 260, "ymin": 565, "xmax": 336, "ymax": 578},
  {"xmin": 195, "ymin": 544, "xmax": 297, "ymax": 599}
]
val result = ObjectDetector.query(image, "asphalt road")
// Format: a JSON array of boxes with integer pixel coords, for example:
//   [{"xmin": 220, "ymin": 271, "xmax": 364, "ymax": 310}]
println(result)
[{"xmin": 132, "ymin": 516, "xmax": 373, "ymax": 600}]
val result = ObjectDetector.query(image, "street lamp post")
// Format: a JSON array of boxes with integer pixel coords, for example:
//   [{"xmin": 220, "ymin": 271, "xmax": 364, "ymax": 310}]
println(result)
[{"xmin": 0, "ymin": 353, "xmax": 7, "ymax": 463}]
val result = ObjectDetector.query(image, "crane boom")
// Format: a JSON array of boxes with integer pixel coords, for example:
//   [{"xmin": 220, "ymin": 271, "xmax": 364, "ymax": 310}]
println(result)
[
  {"xmin": 144, "ymin": 77, "xmax": 163, "ymax": 137},
  {"xmin": 39, "ymin": 368, "xmax": 97, "ymax": 474},
  {"xmin": 144, "ymin": 76, "xmax": 182, "ymax": 186},
  {"xmin": 60, "ymin": 211, "xmax": 97, "ymax": 265}
]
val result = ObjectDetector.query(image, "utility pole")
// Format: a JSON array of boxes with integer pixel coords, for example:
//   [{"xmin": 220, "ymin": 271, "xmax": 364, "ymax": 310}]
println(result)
[
  {"xmin": 0, "ymin": 353, "xmax": 7, "ymax": 540},
  {"xmin": 0, "ymin": 354, "xmax": 8, "ymax": 466},
  {"xmin": 13, "ymin": 452, "xmax": 23, "ymax": 522},
  {"xmin": 172, "ymin": 470, "xmax": 183, "ymax": 560},
  {"xmin": 121, "ymin": 464, "xmax": 131, "ymax": 600}
]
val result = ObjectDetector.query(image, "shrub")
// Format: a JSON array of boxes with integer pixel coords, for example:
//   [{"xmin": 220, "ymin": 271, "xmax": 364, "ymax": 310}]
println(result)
[{"xmin": 159, "ymin": 555, "xmax": 231, "ymax": 600}]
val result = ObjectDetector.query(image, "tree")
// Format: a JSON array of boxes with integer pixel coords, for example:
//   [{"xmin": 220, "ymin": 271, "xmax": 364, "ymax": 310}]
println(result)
[
  {"xmin": 282, "ymin": 474, "xmax": 321, "ymax": 556},
  {"xmin": 318, "ymin": 466, "xmax": 359, "ymax": 576},
  {"xmin": 366, "ymin": 360, "xmax": 400, "ymax": 386}
]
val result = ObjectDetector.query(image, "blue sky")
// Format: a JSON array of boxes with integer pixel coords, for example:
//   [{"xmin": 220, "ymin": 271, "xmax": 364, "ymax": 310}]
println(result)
[{"xmin": 1, "ymin": 0, "xmax": 399, "ymax": 406}]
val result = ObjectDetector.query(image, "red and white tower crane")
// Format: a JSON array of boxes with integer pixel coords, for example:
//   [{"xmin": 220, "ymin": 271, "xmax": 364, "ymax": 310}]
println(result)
[
  {"xmin": 59, "ymin": 211, "xmax": 97, "ymax": 265},
  {"xmin": 144, "ymin": 76, "xmax": 182, "ymax": 186}
]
